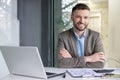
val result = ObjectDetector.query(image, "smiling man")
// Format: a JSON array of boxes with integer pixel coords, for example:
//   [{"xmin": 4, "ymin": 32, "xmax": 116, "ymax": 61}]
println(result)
[{"xmin": 57, "ymin": 3, "xmax": 105, "ymax": 68}]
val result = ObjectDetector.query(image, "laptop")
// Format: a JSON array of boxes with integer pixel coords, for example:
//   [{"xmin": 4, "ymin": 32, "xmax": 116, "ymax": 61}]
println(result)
[{"xmin": 0, "ymin": 46, "xmax": 65, "ymax": 79}]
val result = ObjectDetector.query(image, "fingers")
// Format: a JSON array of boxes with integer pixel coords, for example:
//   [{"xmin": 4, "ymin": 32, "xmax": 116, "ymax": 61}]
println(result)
[
  {"xmin": 96, "ymin": 52, "xmax": 106, "ymax": 62},
  {"xmin": 60, "ymin": 48, "xmax": 72, "ymax": 58},
  {"xmin": 85, "ymin": 52, "xmax": 106, "ymax": 63},
  {"xmin": 60, "ymin": 49, "xmax": 67, "ymax": 55}
]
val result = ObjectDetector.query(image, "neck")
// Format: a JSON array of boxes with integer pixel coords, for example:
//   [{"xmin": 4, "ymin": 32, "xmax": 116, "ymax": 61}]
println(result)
[{"xmin": 74, "ymin": 28, "xmax": 85, "ymax": 37}]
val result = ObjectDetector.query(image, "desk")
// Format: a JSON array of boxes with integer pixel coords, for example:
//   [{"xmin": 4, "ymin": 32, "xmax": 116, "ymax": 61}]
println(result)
[{"xmin": 1, "ymin": 67, "xmax": 120, "ymax": 80}]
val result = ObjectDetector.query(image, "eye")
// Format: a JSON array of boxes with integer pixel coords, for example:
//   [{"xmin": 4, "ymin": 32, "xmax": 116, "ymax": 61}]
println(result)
[
  {"xmin": 75, "ymin": 16, "xmax": 81, "ymax": 18},
  {"xmin": 84, "ymin": 16, "xmax": 89, "ymax": 19}
]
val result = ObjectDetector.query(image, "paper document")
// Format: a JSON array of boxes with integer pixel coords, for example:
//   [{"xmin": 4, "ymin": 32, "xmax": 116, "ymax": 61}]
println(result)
[
  {"xmin": 67, "ymin": 69, "xmax": 104, "ymax": 78},
  {"xmin": 112, "ymin": 68, "xmax": 120, "ymax": 74}
]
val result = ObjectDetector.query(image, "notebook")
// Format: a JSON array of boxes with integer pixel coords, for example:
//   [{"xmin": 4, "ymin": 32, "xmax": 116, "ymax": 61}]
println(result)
[{"xmin": 0, "ymin": 46, "xmax": 65, "ymax": 79}]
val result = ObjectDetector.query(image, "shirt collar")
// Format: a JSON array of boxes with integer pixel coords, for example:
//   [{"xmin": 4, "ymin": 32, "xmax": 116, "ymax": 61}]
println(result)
[{"xmin": 74, "ymin": 29, "xmax": 86, "ymax": 39}]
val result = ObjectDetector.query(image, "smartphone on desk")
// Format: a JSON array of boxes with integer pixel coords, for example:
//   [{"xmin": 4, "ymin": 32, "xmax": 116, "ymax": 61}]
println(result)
[{"xmin": 93, "ymin": 69, "xmax": 114, "ymax": 73}]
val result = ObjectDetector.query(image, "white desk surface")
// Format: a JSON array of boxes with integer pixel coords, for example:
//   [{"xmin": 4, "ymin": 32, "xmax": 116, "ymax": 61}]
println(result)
[{"xmin": 1, "ymin": 67, "xmax": 120, "ymax": 80}]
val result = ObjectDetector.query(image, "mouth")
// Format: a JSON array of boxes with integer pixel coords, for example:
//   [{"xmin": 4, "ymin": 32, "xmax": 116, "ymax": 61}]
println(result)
[{"xmin": 78, "ymin": 23, "xmax": 85, "ymax": 27}]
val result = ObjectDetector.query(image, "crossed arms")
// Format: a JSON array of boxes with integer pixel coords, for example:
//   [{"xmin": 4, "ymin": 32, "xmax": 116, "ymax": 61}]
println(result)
[{"xmin": 57, "ymin": 29, "xmax": 105, "ymax": 68}]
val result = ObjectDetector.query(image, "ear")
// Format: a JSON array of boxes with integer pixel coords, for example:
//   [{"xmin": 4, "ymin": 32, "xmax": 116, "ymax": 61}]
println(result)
[{"xmin": 71, "ymin": 14, "xmax": 73, "ymax": 21}]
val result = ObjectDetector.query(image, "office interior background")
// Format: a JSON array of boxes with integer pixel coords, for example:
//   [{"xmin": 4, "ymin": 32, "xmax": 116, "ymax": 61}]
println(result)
[{"xmin": 0, "ymin": 0, "xmax": 120, "ymax": 68}]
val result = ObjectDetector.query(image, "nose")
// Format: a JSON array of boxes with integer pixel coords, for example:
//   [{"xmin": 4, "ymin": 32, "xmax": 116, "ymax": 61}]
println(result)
[{"xmin": 80, "ymin": 17, "xmax": 84, "ymax": 23}]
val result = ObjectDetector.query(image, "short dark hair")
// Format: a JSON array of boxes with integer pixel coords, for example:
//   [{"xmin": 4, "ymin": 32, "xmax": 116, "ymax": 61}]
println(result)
[{"xmin": 72, "ymin": 3, "xmax": 90, "ymax": 14}]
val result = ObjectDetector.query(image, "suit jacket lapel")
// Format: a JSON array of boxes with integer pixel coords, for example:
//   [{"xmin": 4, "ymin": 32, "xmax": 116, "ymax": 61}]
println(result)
[
  {"xmin": 69, "ymin": 28, "xmax": 79, "ymax": 57},
  {"xmin": 84, "ymin": 29, "xmax": 89, "ymax": 56}
]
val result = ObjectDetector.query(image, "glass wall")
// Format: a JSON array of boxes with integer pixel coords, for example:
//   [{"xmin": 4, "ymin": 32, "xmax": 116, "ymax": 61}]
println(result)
[{"xmin": 0, "ymin": 0, "xmax": 19, "ymax": 46}]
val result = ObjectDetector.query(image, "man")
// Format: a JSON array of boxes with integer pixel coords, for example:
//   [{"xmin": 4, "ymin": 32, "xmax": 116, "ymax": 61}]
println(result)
[{"xmin": 57, "ymin": 3, "xmax": 105, "ymax": 68}]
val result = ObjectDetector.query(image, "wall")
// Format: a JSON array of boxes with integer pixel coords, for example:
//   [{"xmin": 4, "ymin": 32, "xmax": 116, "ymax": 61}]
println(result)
[{"xmin": 106, "ymin": 0, "xmax": 120, "ymax": 67}]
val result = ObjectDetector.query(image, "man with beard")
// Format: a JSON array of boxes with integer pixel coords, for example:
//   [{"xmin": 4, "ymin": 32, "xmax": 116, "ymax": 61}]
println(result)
[{"xmin": 57, "ymin": 3, "xmax": 105, "ymax": 68}]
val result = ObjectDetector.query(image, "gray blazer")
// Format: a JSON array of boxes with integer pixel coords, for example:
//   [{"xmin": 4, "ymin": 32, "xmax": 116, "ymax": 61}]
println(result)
[{"xmin": 57, "ymin": 28, "xmax": 105, "ymax": 68}]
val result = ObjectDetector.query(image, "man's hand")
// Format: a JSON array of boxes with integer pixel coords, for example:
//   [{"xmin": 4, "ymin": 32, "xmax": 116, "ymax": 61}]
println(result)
[
  {"xmin": 60, "ymin": 48, "xmax": 72, "ymax": 58},
  {"xmin": 84, "ymin": 52, "xmax": 105, "ymax": 63}
]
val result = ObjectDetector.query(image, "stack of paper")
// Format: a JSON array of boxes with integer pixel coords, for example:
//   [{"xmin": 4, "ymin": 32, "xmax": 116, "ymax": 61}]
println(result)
[{"xmin": 67, "ymin": 69, "xmax": 104, "ymax": 78}]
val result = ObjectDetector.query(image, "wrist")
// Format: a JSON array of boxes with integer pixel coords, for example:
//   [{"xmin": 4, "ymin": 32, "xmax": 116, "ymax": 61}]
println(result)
[{"xmin": 84, "ymin": 56, "xmax": 90, "ymax": 63}]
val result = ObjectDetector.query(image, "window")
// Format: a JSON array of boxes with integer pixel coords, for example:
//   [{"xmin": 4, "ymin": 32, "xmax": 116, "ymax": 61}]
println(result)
[{"xmin": 0, "ymin": 0, "xmax": 19, "ymax": 46}]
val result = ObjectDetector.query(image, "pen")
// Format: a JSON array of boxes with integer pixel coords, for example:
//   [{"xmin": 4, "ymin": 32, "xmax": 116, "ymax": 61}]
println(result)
[{"xmin": 63, "ymin": 72, "xmax": 66, "ymax": 78}]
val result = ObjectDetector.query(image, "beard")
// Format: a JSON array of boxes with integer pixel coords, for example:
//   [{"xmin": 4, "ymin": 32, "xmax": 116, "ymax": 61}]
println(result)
[{"xmin": 74, "ymin": 23, "xmax": 88, "ymax": 31}]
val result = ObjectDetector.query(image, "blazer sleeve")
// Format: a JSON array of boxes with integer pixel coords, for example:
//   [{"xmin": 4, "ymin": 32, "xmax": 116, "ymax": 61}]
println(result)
[
  {"xmin": 84, "ymin": 33, "xmax": 105, "ymax": 68},
  {"xmin": 57, "ymin": 33, "xmax": 87, "ymax": 68}
]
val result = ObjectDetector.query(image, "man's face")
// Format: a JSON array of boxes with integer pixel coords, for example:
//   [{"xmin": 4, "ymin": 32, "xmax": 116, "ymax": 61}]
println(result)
[{"xmin": 71, "ymin": 10, "xmax": 90, "ymax": 31}]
